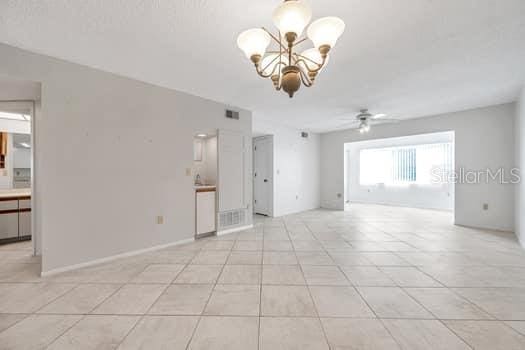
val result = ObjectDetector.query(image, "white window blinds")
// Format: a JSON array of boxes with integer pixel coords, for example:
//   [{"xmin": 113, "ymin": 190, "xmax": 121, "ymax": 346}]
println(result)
[{"xmin": 359, "ymin": 142, "xmax": 453, "ymax": 185}]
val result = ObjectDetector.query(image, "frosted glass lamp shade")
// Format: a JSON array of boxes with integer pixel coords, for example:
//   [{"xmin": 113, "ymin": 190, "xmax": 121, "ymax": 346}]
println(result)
[
  {"xmin": 261, "ymin": 54, "xmax": 286, "ymax": 76},
  {"xmin": 298, "ymin": 48, "xmax": 329, "ymax": 71},
  {"xmin": 272, "ymin": 0, "xmax": 312, "ymax": 36},
  {"xmin": 307, "ymin": 17, "xmax": 345, "ymax": 48},
  {"xmin": 237, "ymin": 28, "xmax": 271, "ymax": 59}
]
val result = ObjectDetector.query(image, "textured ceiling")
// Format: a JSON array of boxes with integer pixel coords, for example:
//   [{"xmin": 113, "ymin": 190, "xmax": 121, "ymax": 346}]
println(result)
[{"xmin": 1, "ymin": 0, "xmax": 525, "ymax": 132}]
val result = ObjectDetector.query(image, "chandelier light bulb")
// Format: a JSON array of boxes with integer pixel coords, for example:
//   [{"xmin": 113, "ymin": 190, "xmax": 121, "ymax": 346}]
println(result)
[
  {"xmin": 272, "ymin": 0, "xmax": 312, "ymax": 37},
  {"xmin": 307, "ymin": 17, "xmax": 345, "ymax": 49},
  {"xmin": 237, "ymin": 28, "xmax": 271, "ymax": 59}
]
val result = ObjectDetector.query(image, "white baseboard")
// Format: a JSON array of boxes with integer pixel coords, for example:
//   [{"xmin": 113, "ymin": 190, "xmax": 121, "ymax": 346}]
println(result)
[
  {"xmin": 217, "ymin": 224, "xmax": 253, "ymax": 236},
  {"xmin": 41, "ymin": 237, "xmax": 195, "ymax": 277}
]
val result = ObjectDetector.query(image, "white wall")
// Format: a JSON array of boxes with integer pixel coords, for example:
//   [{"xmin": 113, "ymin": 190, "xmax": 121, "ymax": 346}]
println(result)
[
  {"xmin": 253, "ymin": 117, "xmax": 321, "ymax": 217},
  {"xmin": 322, "ymin": 104, "xmax": 515, "ymax": 232},
  {"xmin": 0, "ymin": 43, "xmax": 252, "ymax": 273},
  {"xmin": 345, "ymin": 132, "xmax": 454, "ymax": 211},
  {"xmin": 515, "ymin": 88, "xmax": 525, "ymax": 245}
]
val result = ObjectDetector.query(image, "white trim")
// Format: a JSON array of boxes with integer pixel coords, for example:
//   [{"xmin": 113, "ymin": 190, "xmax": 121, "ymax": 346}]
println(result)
[
  {"xmin": 40, "ymin": 237, "xmax": 195, "ymax": 277},
  {"xmin": 345, "ymin": 200, "xmax": 453, "ymax": 212},
  {"xmin": 217, "ymin": 224, "xmax": 253, "ymax": 236}
]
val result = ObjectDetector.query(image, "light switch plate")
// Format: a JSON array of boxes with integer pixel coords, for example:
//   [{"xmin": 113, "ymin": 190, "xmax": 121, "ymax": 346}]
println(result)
[{"xmin": 185, "ymin": 168, "xmax": 192, "ymax": 176}]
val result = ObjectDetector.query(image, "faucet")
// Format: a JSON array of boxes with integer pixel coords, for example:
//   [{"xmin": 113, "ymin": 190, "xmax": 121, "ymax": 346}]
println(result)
[{"xmin": 195, "ymin": 173, "xmax": 202, "ymax": 185}]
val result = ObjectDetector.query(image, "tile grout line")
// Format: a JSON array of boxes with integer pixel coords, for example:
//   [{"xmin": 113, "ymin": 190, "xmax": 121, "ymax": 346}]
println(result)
[
  {"xmin": 3, "ymin": 210, "xmax": 525, "ymax": 348},
  {"xmin": 42, "ymin": 313, "xmax": 87, "ymax": 349},
  {"xmin": 436, "ymin": 319, "xmax": 475, "ymax": 349},
  {"xmin": 293, "ymin": 224, "xmax": 332, "ymax": 349},
  {"xmin": 390, "ymin": 285, "xmax": 476, "ymax": 348},
  {"xmin": 114, "ymin": 260, "xmax": 190, "ymax": 349},
  {"xmin": 184, "ymin": 244, "xmax": 233, "ymax": 350}
]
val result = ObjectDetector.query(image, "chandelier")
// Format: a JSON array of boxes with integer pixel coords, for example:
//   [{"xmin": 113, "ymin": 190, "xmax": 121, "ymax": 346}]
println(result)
[{"xmin": 237, "ymin": 0, "xmax": 345, "ymax": 98}]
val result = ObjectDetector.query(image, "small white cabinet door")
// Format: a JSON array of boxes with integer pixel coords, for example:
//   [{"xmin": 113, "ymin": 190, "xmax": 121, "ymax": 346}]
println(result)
[{"xmin": 196, "ymin": 191, "xmax": 216, "ymax": 235}]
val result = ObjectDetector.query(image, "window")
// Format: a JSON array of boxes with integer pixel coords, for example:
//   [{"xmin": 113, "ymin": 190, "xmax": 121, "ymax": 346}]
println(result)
[
  {"xmin": 0, "ymin": 112, "xmax": 31, "ymax": 121},
  {"xmin": 359, "ymin": 142, "xmax": 453, "ymax": 185}
]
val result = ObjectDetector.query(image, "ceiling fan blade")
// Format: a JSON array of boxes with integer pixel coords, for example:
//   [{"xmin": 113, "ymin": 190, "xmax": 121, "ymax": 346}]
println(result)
[
  {"xmin": 338, "ymin": 121, "xmax": 361, "ymax": 128},
  {"xmin": 370, "ymin": 118, "xmax": 401, "ymax": 124},
  {"xmin": 371, "ymin": 113, "xmax": 387, "ymax": 119},
  {"xmin": 336, "ymin": 117, "xmax": 360, "ymax": 123}
]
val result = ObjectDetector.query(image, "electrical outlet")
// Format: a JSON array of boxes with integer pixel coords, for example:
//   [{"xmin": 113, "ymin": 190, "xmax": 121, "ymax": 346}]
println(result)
[
  {"xmin": 483, "ymin": 203, "xmax": 489, "ymax": 210},
  {"xmin": 156, "ymin": 216, "xmax": 164, "ymax": 224}
]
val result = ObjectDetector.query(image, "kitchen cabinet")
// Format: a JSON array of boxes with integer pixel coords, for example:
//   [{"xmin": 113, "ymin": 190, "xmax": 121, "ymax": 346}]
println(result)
[
  {"xmin": 0, "ymin": 132, "xmax": 7, "ymax": 169},
  {"xmin": 19, "ymin": 199, "xmax": 31, "ymax": 237},
  {"xmin": 0, "ymin": 212, "xmax": 18, "ymax": 239},
  {"xmin": 196, "ymin": 189, "xmax": 216, "ymax": 235},
  {"xmin": 19, "ymin": 211, "xmax": 31, "ymax": 237},
  {"xmin": 0, "ymin": 194, "xmax": 31, "ymax": 243}
]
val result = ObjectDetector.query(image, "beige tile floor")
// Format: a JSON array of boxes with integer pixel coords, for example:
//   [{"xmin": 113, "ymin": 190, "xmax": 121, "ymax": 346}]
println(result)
[{"xmin": 1, "ymin": 204, "xmax": 525, "ymax": 349}]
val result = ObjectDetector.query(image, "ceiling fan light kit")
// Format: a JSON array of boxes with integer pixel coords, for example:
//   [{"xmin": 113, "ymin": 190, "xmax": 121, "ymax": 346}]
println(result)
[{"xmin": 237, "ymin": 0, "xmax": 345, "ymax": 98}]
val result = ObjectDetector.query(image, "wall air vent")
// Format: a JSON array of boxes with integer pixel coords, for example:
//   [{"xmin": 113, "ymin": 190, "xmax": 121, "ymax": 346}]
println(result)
[
  {"xmin": 219, "ymin": 209, "xmax": 246, "ymax": 228},
  {"xmin": 301, "ymin": 132, "xmax": 309, "ymax": 138},
  {"xmin": 225, "ymin": 110, "xmax": 240, "ymax": 120}
]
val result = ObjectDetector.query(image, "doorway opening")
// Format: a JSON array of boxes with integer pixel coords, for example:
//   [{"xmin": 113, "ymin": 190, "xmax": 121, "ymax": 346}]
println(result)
[
  {"xmin": 344, "ymin": 131, "xmax": 455, "ymax": 213},
  {"xmin": 0, "ymin": 77, "xmax": 40, "ymax": 264},
  {"xmin": 0, "ymin": 102, "xmax": 34, "ymax": 265},
  {"xmin": 193, "ymin": 131, "xmax": 218, "ymax": 239},
  {"xmin": 253, "ymin": 135, "xmax": 274, "ymax": 216}
]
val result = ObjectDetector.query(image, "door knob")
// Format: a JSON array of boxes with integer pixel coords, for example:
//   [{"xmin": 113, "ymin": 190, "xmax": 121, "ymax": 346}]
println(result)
[{"xmin": 264, "ymin": 179, "xmax": 268, "ymax": 182}]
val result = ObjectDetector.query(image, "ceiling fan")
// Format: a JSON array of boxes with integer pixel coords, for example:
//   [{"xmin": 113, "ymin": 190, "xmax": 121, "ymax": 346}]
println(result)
[{"xmin": 339, "ymin": 109, "xmax": 400, "ymax": 133}]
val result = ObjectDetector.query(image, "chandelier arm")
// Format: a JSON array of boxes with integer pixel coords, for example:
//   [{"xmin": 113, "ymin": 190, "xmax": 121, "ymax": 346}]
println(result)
[
  {"xmin": 255, "ymin": 61, "xmax": 287, "ymax": 79},
  {"xmin": 278, "ymin": 33, "xmax": 284, "ymax": 87},
  {"xmin": 298, "ymin": 66, "xmax": 313, "ymax": 87},
  {"xmin": 260, "ymin": 54, "xmax": 280, "ymax": 74},
  {"xmin": 291, "ymin": 53, "xmax": 301, "ymax": 66},
  {"xmin": 262, "ymin": 27, "xmax": 289, "ymax": 53},
  {"xmin": 255, "ymin": 66, "xmax": 276, "ymax": 79},
  {"xmin": 295, "ymin": 54, "xmax": 321, "ymax": 67},
  {"xmin": 292, "ymin": 37, "xmax": 309, "ymax": 47},
  {"xmin": 294, "ymin": 56, "xmax": 327, "ymax": 74}
]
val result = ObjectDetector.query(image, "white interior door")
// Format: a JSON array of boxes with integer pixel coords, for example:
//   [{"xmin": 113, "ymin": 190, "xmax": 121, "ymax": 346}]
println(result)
[{"xmin": 253, "ymin": 136, "xmax": 272, "ymax": 216}]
